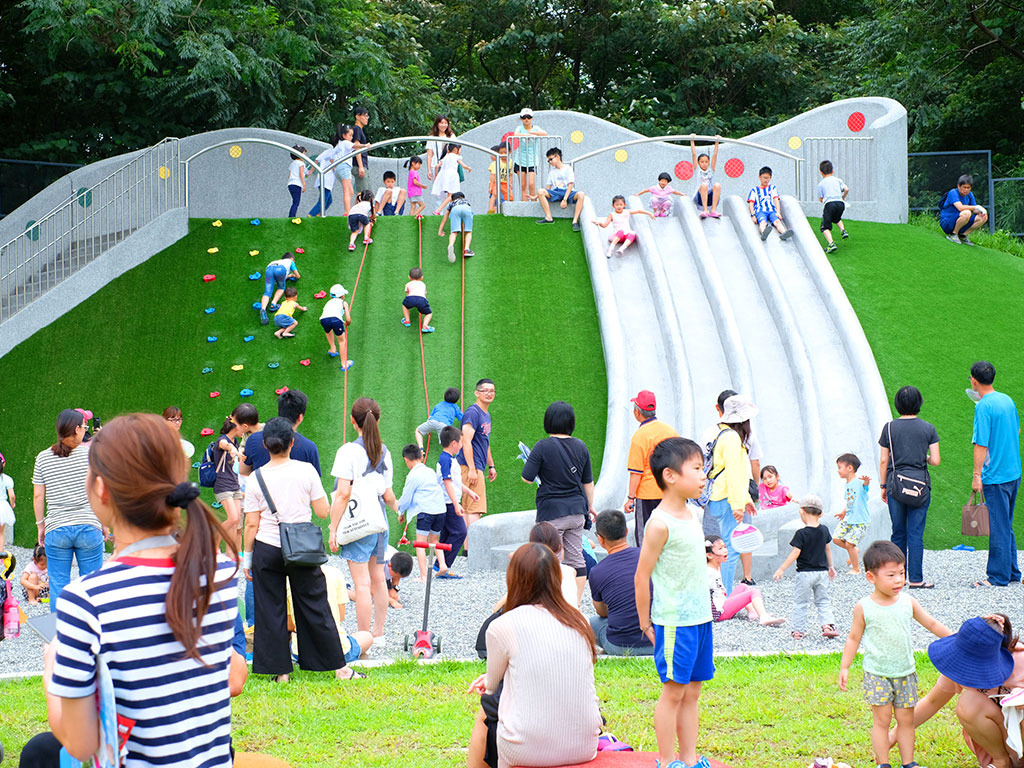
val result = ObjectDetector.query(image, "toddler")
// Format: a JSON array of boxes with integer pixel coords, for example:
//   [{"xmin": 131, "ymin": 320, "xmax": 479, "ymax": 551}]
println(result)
[
  {"xmin": 416, "ymin": 387, "xmax": 463, "ymax": 450},
  {"xmin": 773, "ymin": 494, "xmax": 839, "ymax": 640},
  {"xmin": 635, "ymin": 437, "xmax": 716, "ymax": 768},
  {"xmin": 385, "ymin": 549, "xmax": 414, "ymax": 609},
  {"xmin": 0, "ymin": 451, "xmax": 14, "ymax": 550},
  {"xmin": 320, "ymin": 283, "xmax": 352, "ymax": 368},
  {"xmin": 637, "ymin": 172, "xmax": 685, "ymax": 217},
  {"xmin": 402, "ymin": 267, "xmax": 434, "ymax": 333},
  {"xmin": 397, "ymin": 445, "xmax": 448, "ymax": 580},
  {"xmin": 835, "ymin": 453, "xmax": 871, "ymax": 575},
  {"xmin": 347, "ymin": 189, "xmax": 375, "ymax": 251},
  {"xmin": 273, "ymin": 286, "xmax": 306, "ymax": 339},
  {"xmin": 20, "ymin": 544, "xmax": 49, "ymax": 603},
  {"xmin": 691, "ymin": 135, "xmax": 722, "ymax": 218},
  {"xmin": 432, "ymin": 144, "xmax": 471, "ymax": 214},
  {"xmin": 757, "ymin": 465, "xmax": 794, "ymax": 508},
  {"xmin": 374, "ymin": 171, "xmax": 407, "ymax": 216},
  {"xmin": 747, "ymin": 166, "xmax": 793, "ymax": 242},
  {"xmin": 487, "ymin": 144, "xmax": 511, "ymax": 213},
  {"xmin": 286, "ymin": 145, "xmax": 307, "ymax": 218},
  {"xmin": 706, "ymin": 538, "xmax": 784, "ymax": 626},
  {"xmin": 818, "ymin": 160, "xmax": 850, "ymax": 253},
  {"xmin": 592, "ymin": 195, "xmax": 655, "ymax": 258},
  {"xmin": 438, "ymin": 192, "xmax": 474, "ymax": 261},
  {"xmin": 839, "ymin": 541, "xmax": 949, "ymax": 768},
  {"xmin": 405, "ymin": 155, "xmax": 427, "ymax": 217}
]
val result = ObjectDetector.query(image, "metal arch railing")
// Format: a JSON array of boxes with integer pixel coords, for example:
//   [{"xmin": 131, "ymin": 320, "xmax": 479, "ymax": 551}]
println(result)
[{"xmin": 570, "ymin": 134, "xmax": 805, "ymax": 196}]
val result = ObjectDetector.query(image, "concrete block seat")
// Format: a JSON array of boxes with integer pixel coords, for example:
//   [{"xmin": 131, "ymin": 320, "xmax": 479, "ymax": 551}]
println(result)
[{"xmin": 513, "ymin": 754, "xmax": 732, "ymax": 768}]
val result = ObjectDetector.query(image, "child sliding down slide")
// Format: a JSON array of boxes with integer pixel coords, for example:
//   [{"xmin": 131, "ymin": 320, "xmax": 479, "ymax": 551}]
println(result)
[{"xmin": 592, "ymin": 195, "xmax": 654, "ymax": 258}]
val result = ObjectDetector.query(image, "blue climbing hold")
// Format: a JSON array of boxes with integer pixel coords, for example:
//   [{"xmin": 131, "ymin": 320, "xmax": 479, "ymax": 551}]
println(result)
[
  {"xmin": 192, "ymin": 462, "xmax": 201, "ymax": 469},
  {"xmin": 952, "ymin": 544, "xmax": 976, "ymax": 552},
  {"xmin": 201, "ymin": 367, "xmax": 214, "ymax": 374},
  {"xmin": 252, "ymin": 301, "xmax": 262, "ymax": 310},
  {"xmin": 268, "ymin": 303, "xmax": 280, "ymax": 311},
  {"xmin": 207, "ymin": 336, "xmax": 218, "ymax": 343},
  {"xmin": 205, "ymin": 307, "xmax": 216, "ymax": 314},
  {"xmin": 268, "ymin": 362, "xmax": 280, "ymax": 369},
  {"xmin": 249, "ymin": 272, "xmax": 261, "ymax": 280},
  {"xmin": 243, "ymin": 335, "xmax": 255, "ymax": 343},
  {"xmin": 250, "ymin": 219, "xmax": 261, "ymax": 226},
  {"xmin": 240, "ymin": 388, "xmax": 254, "ymax": 397},
  {"xmin": 287, "ymin": 276, "xmax": 298, "ymax": 282}
]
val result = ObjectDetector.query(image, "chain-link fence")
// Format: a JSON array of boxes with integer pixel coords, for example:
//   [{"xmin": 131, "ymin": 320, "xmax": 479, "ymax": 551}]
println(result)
[
  {"xmin": 993, "ymin": 177, "xmax": 1024, "ymax": 237},
  {"xmin": 0, "ymin": 159, "xmax": 83, "ymax": 219},
  {"xmin": 908, "ymin": 150, "xmax": 995, "ymax": 234}
]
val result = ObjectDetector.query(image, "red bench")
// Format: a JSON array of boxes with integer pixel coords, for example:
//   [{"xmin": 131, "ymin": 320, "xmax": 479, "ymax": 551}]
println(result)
[{"xmin": 514, "ymin": 754, "xmax": 732, "ymax": 767}]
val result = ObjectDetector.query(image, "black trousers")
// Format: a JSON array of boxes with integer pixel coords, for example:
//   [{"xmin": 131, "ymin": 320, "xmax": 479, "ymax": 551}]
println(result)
[
  {"xmin": 18, "ymin": 732, "xmax": 234, "ymax": 766},
  {"xmin": 635, "ymin": 498, "xmax": 660, "ymax": 547},
  {"xmin": 252, "ymin": 540, "xmax": 344, "ymax": 675}
]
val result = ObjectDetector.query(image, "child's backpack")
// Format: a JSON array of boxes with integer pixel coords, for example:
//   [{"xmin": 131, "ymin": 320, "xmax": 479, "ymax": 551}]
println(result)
[
  {"xmin": 696, "ymin": 428, "xmax": 730, "ymax": 507},
  {"xmin": 198, "ymin": 440, "xmax": 226, "ymax": 488}
]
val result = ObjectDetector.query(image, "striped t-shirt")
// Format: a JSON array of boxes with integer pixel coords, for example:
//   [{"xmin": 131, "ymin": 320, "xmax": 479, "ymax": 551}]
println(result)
[
  {"xmin": 747, "ymin": 184, "xmax": 779, "ymax": 214},
  {"xmin": 32, "ymin": 442, "xmax": 100, "ymax": 533},
  {"xmin": 50, "ymin": 555, "xmax": 238, "ymax": 768}
]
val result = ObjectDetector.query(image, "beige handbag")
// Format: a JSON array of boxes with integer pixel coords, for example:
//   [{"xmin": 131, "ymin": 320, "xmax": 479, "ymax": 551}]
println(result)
[{"xmin": 961, "ymin": 491, "xmax": 990, "ymax": 537}]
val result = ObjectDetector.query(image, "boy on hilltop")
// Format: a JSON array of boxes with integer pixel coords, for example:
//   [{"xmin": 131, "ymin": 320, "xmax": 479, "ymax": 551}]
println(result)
[
  {"xmin": 536, "ymin": 147, "xmax": 586, "ymax": 232},
  {"xmin": 747, "ymin": 166, "xmax": 794, "ymax": 242},
  {"xmin": 818, "ymin": 160, "xmax": 850, "ymax": 253}
]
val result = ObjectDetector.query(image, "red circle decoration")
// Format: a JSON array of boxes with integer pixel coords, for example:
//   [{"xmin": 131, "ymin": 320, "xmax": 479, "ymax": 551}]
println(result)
[
  {"xmin": 848, "ymin": 112, "xmax": 866, "ymax": 132},
  {"xmin": 724, "ymin": 158, "xmax": 744, "ymax": 178},
  {"xmin": 674, "ymin": 161, "xmax": 693, "ymax": 180}
]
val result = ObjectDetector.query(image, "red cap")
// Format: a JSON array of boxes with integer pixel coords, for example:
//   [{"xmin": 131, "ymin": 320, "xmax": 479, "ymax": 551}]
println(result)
[{"xmin": 631, "ymin": 390, "xmax": 656, "ymax": 411}]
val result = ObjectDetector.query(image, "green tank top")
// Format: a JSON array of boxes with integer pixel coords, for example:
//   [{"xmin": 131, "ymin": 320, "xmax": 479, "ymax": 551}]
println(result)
[
  {"xmin": 650, "ymin": 507, "xmax": 713, "ymax": 627},
  {"xmin": 859, "ymin": 592, "xmax": 915, "ymax": 678}
]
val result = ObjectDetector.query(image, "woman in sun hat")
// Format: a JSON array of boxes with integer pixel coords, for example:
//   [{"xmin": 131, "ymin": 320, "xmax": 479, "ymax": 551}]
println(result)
[
  {"xmin": 320, "ymin": 283, "xmax": 352, "ymax": 368},
  {"xmin": 703, "ymin": 394, "xmax": 759, "ymax": 596},
  {"xmin": 906, "ymin": 615, "xmax": 1024, "ymax": 767}
]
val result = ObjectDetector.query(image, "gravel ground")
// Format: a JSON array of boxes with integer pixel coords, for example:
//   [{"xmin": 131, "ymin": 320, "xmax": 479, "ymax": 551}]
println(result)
[{"xmin": 3, "ymin": 546, "xmax": 1022, "ymax": 677}]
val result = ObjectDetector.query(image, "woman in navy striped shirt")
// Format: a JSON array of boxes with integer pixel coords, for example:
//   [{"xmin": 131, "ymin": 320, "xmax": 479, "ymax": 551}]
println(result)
[{"xmin": 39, "ymin": 413, "xmax": 238, "ymax": 768}]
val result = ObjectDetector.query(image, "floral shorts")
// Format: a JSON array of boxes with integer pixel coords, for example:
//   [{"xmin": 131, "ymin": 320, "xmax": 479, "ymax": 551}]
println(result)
[
  {"xmin": 835, "ymin": 520, "xmax": 868, "ymax": 546},
  {"xmin": 863, "ymin": 671, "xmax": 918, "ymax": 708}
]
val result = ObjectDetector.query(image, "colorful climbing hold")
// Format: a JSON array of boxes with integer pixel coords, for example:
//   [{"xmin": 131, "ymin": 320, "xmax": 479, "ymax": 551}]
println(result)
[
  {"xmin": 205, "ymin": 308, "xmax": 216, "ymax": 314},
  {"xmin": 210, "ymin": 391, "xmax": 221, "ymax": 398},
  {"xmin": 275, "ymin": 386, "xmax": 290, "ymax": 395},
  {"xmin": 252, "ymin": 302, "xmax": 262, "ymax": 310},
  {"xmin": 314, "ymin": 291, "xmax": 327, "ymax": 299},
  {"xmin": 294, "ymin": 248, "xmax": 305, "ymax": 254},
  {"xmin": 268, "ymin": 362, "xmax": 280, "ymax": 369},
  {"xmin": 299, "ymin": 359, "xmax": 311, "ymax": 366},
  {"xmin": 249, "ymin": 250, "xmax": 260, "ymax": 256},
  {"xmin": 192, "ymin": 462, "xmax": 201, "ymax": 469},
  {"xmin": 249, "ymin": 272, "xmax": 261, "ymax": 280},
  {"xmin": 212, "ymin": 220, "xmax": 223, "ymax": 227},
  {"xmin": 207, "ymin": 336, "xmax": 218, "ymax": 343},
  {"xmin": 291, "ymin": 218, "xmax": 302, "ymax": 224},
  {"xmin": 203, "ymin": 274, "xmax": 216, "ymax": 282},
  {"xmin": 201, "ymin": 367, "xmax": 214, "ymax": 374},
  {"xmin": 211, "ymin": 502, "xmax": 223, "ymax": 509},
  {"xmin": 250, "ymin": 219, "xmax": 261, "ymax": 226},
  {"xmin": 207, "ymin": 247, "xmax": 219, "ymax": 254},
  {"xmin": 231, "ymin": 364, "xmax": 244, "ymax": 371},
  {"xmin": 200, "ymin": 428, "xmax": 215, "ymax": 437},
  {"xmin": 240, "ymin": 388, "xmax": 254, "ymax": 397},
  {"xmin": 243, "ymin": 335, "xmax": 255, "ymax": 343}
]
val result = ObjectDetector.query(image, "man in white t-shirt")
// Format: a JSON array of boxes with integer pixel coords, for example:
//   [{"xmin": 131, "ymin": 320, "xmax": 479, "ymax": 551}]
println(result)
[{"xmin": 536, "ymin": 146, "xmax": 586, "ymax": 231}]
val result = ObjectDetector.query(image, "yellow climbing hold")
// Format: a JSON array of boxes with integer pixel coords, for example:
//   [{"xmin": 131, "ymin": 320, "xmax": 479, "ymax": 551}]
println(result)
[
  {"xmin": 207, "ymin": 247, "xmax": 219, "ymax": 254},
  {"xmin": 570, "ymin": 130, "xmax": 584, "ymax": 144},
  {"xmin": 291, "ymin": 218, "xmax": 302, "ymax": 225},
  {"xmin": 788, "ymin": 136, "xmax": 803, "ymax": 150},
  {"xmin": 229, "ymin": 145, "xmax": 242, "ymax": 158},
  {"xmin": 249, "ymin": 250, "xmax": 260, "ymax": 256},
  {"xmin": 614, "ymin": 149, "xmax": 628, "ymax": 163},
  {"xmin": 231, "ymin": 365, "xmax": 244, "ymax": 371},
  {"xmin": 211, "ymin": 220, "xmax": 223, "ymax": 227},
  {"xmin": 158, "ymin": 166, "xmax": 171, "ymax": 179}
]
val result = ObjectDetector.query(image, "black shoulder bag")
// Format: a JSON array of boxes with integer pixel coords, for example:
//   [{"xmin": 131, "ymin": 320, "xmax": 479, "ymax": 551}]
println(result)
[
  {"xmin": 254, "ymin": 468, "xmax": 328, "ymax": 567},
  {"xmin": 886, "ymin": 421, "xmax": 931, "ymax": 509}
]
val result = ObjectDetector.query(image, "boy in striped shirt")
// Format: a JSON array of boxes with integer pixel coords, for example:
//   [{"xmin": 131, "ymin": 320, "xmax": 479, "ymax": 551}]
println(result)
[{"xmin": 747, "ymin": 166, "xmax": 794, "ymax": 242}]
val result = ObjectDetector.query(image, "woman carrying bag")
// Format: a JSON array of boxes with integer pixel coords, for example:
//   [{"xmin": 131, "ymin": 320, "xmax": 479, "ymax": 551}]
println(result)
[
  {"xmin": 878, "ymin": 385, "xmax": 940, "ymax": 589},
  {"xmin": 243, "ymin": 417, "xmax": 355, "ymax": 681},
  {"xmin": 521, "ymin": 401, "xmax": 595, "ymax": 602}
]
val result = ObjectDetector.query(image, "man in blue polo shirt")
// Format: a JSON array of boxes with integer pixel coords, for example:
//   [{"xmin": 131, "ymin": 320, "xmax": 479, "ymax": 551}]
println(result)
[
  {"xmin": 588, "ymin": 510, "xmax": 653, "ymax": 655},
  {"xmin": 457, "ymin": 378, "xmax": 496, "ymax": 526},
  {"xmin": 240, "ymin": 389, "xmax": 320, "ymax": 476},
  {"xmin": 970, "ymin": 360, "xmax": 1022, "ymax": 587}
]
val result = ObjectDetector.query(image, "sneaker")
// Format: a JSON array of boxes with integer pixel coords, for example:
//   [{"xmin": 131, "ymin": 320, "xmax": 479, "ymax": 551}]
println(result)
[
  {"xmin": 348, "ymin": 243, "xmax": 356, "ymax": 251},
  {"xmin": 371, "ymin": 636, "xmax": 386, "ymax": 648},
  {"xmin": 708, "ymin": 211, "xmax": 722, "ymax": 219},
  {"xmin": 572, "ymin": 221, "xmax": 581, "ymax": 232},
  {"xmin": 960, "ymin": 234, "xmax": 976, "ymax": 246},
  {"xmin": 260, "ymin": 309, "xmax": 269, "ymax": 325},
  {"xmin": 945, "ymin": 234, "xmax": 962, "ymax": 244},
  {"xmin": 825, "ymin": 243, "xmax": 838, "ymax": 254},
  {"xmin": 363, "ymin": 238, "xmax": 373, "ymax": 244},
  {"xmin": 421, "ymin": 325, "xmax": 435, "ymax": 333},
  {"xmin": 760, "ymin": 226, "xmax": 772, "ymax": 241},
  {"xmin": 463, "ymin": 249, "xmax": 475, "ymax": 258},
  {"xmin": 447, "ymin": 244, "xmax": 456, "ymax": 263},
  {"xmin": 822, "ymin": 624, "xmax": 840, "ymax": 638},
  {"xmin": 536, "ymin": 218, "xmax": 554, "ymax": 224},
  {"xmin": 401, "ymin": 318, "xmax": 411, "ymax": 327},
  {"xmin": 780, "ymin": 229, "xmax": 794, "ymax": 241},
  {"xmin": 740, "ymin": 578, "xmax": 757, "ymax": 586},
  {"xmin": 841, "ymin": 230, "xmax": 850, "ymax": 239}
]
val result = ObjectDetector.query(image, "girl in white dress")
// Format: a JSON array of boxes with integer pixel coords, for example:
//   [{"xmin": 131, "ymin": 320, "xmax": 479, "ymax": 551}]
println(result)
[{"xmin": 431, "ymin": 144, "xmax": 472, "ymax": 214}]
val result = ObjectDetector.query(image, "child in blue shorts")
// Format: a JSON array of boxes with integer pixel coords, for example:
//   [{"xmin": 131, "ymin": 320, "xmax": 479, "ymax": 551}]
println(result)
[
  {"xmin": 747, "ymin": 166, "xmax": 793, "ymax": 242},
  {"xmin": 397, "ymin": 444, "xmax": 448, "ymax": 580},
  {"xmin": 415, "ymin": 387, "xmax": 462, "ymax": 450},
  {"xmin": 536, "ymin": 147, "xmax": 586, "ymax": 231},
  {"xmin": 402, "ymin": 267, "xmax": 434, "ymax": 333},
  {"xmin": 438, "ymin": 192, "xmax": 474, "ymax": 262},
  {"xmin": 635, "ymin": 437, "xmax": 716, "ymax": 768},
  {"xmin": 320, "ymin": 283, "xmax": 352, "ymax": 367},
  {"xmin": 259, "ymin": 252, "xmax": 300, "ymax": 325}
]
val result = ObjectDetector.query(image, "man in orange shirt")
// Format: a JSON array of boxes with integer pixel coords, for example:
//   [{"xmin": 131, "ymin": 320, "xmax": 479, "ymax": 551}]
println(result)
[{"xmin": 624, "ymin": 390, "xmax": 679, "ymax": 546}]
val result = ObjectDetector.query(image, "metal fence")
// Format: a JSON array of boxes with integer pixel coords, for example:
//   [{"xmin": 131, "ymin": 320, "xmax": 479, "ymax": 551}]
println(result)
[
  {"xmin": 0, "ymin": 159, "xmax": 84, "ymax": 219},
  {"xmin": 800, "ymin": 137, "xmax": 875, "ymax": 203},
  {"xmin": 503, "ymin": 134, "xmax": 563, "ymax": 202},
  {"xmin": 908, "ymin": 150, "xmax": 995, "ymax": 234},
  {"xmin": 993, "ymin": 177, "xmax": 1024, "ymax": 237},
  {"xmin": 0, "ymin": 138, "xmax": 180, "ymax": 324}
]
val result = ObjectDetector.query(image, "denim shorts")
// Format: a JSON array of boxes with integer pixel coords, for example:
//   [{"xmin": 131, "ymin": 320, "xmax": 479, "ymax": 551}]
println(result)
[
  {"xmin": 274, "ymin": 314, "xmax": 294, "ymax": 329},
  {"xmin": 264, "ymin": 265, "xmax": 287, "ymax": 296},
  {"xmin": 337, "ymin": 162, "xmax": 353, "ymax": 181},
  {"xmin": 450, "ymin": 206, "xmax": 473, "ymax": 232},
  {"xmin": 547, "ymin": 188, "xmax": 579, "ymax": 204}
]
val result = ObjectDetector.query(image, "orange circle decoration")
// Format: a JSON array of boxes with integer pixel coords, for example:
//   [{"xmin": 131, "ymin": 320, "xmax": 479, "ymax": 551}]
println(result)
[
  {"xmin": 724, "ymin": 158, "xmax": 745, "ymax": 178},
  {"xmin": 158, "ymin": 166, "xmax": 171, "ymax": 179},
  {"xmin": 229, "ymin": 145, "xmax": 242, "ymax": 158},
  {"xmin": 570, "ymin": 130, "xmax": 584, "ymax": 144},
  {"xmin": 848, "ymin": 112, "xmax": 866, "ymax": 132},
  {"xmin": 788, "ymin": 136, "xmax": 802, "ymax": 150},
  {"xmin": 614, "ymin": 149, "xmax": 628, "ymax": 163},
  {"xmin": 675, "ymin": 161, "xmax": 694, "ymax": 180}
]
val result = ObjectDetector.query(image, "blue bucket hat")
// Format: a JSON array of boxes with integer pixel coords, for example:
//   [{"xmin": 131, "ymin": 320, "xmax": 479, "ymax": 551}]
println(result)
[{"xmin": 927, "ymin": 617, "xmax": 1014, "ymax": 689}]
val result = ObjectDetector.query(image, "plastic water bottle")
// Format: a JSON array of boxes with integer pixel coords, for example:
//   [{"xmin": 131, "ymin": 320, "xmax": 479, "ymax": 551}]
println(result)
[{"xmin": 3, "ymin": 582, "xmax": 20, "ymax": 639}]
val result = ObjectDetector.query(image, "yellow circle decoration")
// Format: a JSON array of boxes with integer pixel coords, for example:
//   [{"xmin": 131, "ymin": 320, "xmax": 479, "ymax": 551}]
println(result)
[
  {"xmin": 788, "ymin": 136, "xmax": 802, "ymax": 150},
  {"xmin": 570, "ymin": 130, "xmax": 584, "ymax": 144},
  {"xmin": 614, "ymin": 149, "xmax": 628, "ymax": 163},
  {"xmin": 158, "ymin": 165, "xmax": 171, "ymax": 179},
  {"xmin": 229, "ymin": 145, "xmax": 242, "ymax": 158}
]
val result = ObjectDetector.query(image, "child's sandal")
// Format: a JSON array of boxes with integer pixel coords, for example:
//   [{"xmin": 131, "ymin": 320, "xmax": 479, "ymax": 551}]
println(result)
[{"xmin": 791, "ymin": 631, "xmax": 806, "ymax": 639}]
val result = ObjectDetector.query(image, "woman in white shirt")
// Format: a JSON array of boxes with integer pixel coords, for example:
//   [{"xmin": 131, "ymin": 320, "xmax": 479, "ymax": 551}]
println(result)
[{"xmin": 425, "ymin": 115, "xmax": 456, "ymax": 182}]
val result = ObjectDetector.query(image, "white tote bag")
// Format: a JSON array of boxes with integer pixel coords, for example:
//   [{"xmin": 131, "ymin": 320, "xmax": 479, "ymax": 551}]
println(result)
[{"xmin": 334, "ymin": 479, "xmax": 388, "ymax": 545}]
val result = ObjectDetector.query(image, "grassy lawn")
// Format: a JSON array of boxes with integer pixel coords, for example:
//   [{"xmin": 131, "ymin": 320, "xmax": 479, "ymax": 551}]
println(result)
[
  {"xmin": 0, "ymin": 654, "xmax": 967, "ymax": 767},
  {"xmin": 817, "ymin": 216, "xmax": 1024, "ymax": 550},
  {"xmin": 0, "ymin": 216, "xmax": 605, "ymax": 548}
]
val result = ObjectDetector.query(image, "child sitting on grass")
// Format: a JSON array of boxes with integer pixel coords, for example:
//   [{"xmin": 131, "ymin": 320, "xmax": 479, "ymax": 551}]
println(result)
[
  {"xmin": 438, "ymin": 192, "xmax": 474, "ymax": 262},
  {"xmin": 839, "ymin": 541, "xmax": 950, "ymax": 768},
  {"xmin": 818, "ymin": 160, "xmax": 850, "ymax": 253},
  {"xmin": 20, "ymin": 544, "xmax": 49, "ymax": 604},
  {"xmin": 757, "ymin": 465, "xmax": 794, "ymax": 508},
  {"xmin": 747, "ymin": 166, "xmax": 794, "ymax": 242},
  {"xmin": 635, "ymin": 437, "xmax": 716, "ymax": 768},
  {"xmin": 415, "ymin": 387, "xmax": 463, "ymax": 451},
  {"xmin": 397, "ymin": 444, "xmax": 449, "ymax": 580},
  {"xmin": 592, "ymin": 195, "xmax": 655, "ymax": 258},
  {"xmin": 273, "ymin": 286, "xmax": 306, "ymax": 338},
  {"xmin": 637, "ymin": 172, "xmax": 685, "ymax": 217},
  {"xmin": 834, "ymin": 453, "xmax": 871, "ymax": 575},
  {"xmin": 773, "ymin": 494, "xmax": 839, "ymax": 640},
  {"xmin": 374, "ymin": 171, "xmax": 407, "ymax": 216},
  {"xmin": 320, "ymin": 283, "xmax": 352, "ymax": 369},
  {"xmin": 402, "ymin": 267, "xmax": 434, "ymax": 333},
  {"xmin": 707, "ymin": 538, "xmax": 784, "ymax": 626},
  {"xmin": 348, "ymin": 189, "xmax": 376, "ymax": 251}
]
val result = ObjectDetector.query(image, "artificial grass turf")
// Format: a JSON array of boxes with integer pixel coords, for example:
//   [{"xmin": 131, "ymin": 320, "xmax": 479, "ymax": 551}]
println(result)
[
  {"xmin": 816, "ymin": 217, "xmax": 1024, "ymax": 550},
  {"xmin": 0, "ymin": 215, "xmax": 606, "ymax": 547},
  {"xmin": 0, "ymin": 654, "xmax": 967, "ymax": 767}
]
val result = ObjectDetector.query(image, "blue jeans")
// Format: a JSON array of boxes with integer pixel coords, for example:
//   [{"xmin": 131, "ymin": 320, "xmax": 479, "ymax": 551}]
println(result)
[
  {"xmin": 887, "ymin": 496, "xmax": 929, "ymax": 583},
  {"xmin": 308, "ymin": 188, "xmax": 333, "ymax": 217},
  {"xmin": 589, "ymin": 616, "xmax": 654, "ymax": 656},
  {"xmin": 706, "ymin": 498, "xmax": 740, "ymax": 594},
  {"xmin": 244, "ymin": 578, "xmax": 255, "ymax": 629},
  {"xmin": 984, "ymin": 478, "xmax": 1021, "ymax": 586},
  {"xmin": 288, "ymin": 184, "xmax": 302, "ymax": 217},
  {"xmin": 45, "ymin": 524, "xmax": 104, "ymax": 612}
]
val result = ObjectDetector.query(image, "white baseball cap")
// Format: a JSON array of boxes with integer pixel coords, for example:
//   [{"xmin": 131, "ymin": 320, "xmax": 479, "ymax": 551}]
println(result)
[
  {"xmin": 330, "ymin": 284, "xmax": 348, "ymax": 298},
  {"xmin": 519, "ymin": 107, "xmax": 534, "ymax": 119}
]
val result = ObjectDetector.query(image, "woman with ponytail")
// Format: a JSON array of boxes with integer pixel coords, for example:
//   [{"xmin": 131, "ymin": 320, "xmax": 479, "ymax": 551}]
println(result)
[
  {"xmin": 41, "ymin": 413, "xmax": 238, "ymax": 767},
  {"xmin": 329, "ymin": 397, "xmax": 399, "ymax": 639},
  {"xmin": 213, "ymin": 404, "xmax": 259, "ymax": 553},
  {"xmin": 243, "ymin": 417, "xmax": 353, "ymax": 682}
]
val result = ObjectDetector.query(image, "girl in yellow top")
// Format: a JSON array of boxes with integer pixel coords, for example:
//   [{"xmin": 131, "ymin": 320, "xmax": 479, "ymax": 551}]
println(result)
[{"xmin": 705, "ymin": 394, "xmax": 757, "ymax": 596}]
